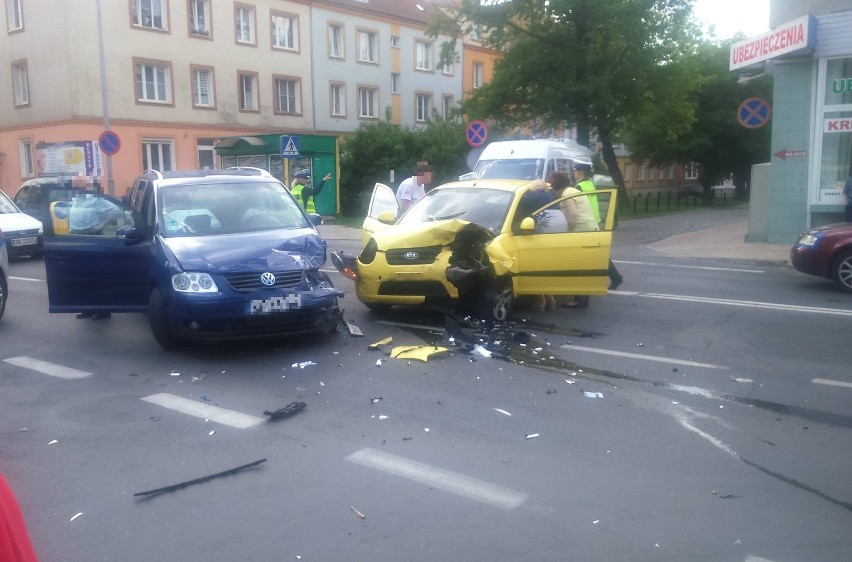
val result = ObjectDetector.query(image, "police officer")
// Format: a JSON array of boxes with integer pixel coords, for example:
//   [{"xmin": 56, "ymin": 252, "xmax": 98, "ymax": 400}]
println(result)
[
  {"xmin": 290, "ymin": 169, "xmax": 332, "ymax": 213},
  {"xmin": 573, "ymin": 162, "xmax": 623, "ymax": 291}
]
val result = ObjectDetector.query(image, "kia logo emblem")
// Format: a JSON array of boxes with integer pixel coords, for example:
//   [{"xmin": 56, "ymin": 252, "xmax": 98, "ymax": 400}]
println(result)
[
  {"xmin": 260, "ymin": 272, "xmax": 276, "ymax": 286},
  {"xmin": 403, "ymin": 251, "xmax": 419, "ymax": 260}
]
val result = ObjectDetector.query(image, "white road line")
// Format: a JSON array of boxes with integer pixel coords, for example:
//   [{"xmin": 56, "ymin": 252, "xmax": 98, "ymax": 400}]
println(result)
[
  {"xmin": 345, "ymin": 447, "xmax": 528, "ymax": 510},
  {"xmin": 642, "ymin": 292, "xmax": 852, "ymax": 317},
  {"xmin": 3, "ymin": 356, "xmax": 92, "ymax": 379},
  {"xmin": 560, "ymin": 344, "xmax": 728, "ymax": 370},
  {"xmin": 140, "ymin": 393, "xmax": 266, "ymax": 429},
  {"xmin": 616, "ymin": 260, "xmax": 765, "ymax": 274},
  {"xmin": 812, "ymin": 378, "xmax": 852, "ymax": 389}
]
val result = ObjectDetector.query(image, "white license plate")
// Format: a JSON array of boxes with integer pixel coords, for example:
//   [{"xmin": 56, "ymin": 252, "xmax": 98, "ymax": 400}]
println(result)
[
  {"xmin": 11, "ymin": 236, "xmax": 37, "ymax": 246},
  {"xmin": 247, "ymin": 294, "xmax": 302, "ymax": 314}
]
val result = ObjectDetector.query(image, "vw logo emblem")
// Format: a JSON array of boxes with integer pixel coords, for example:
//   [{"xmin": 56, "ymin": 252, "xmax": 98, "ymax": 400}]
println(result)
[
  {"xmin": 403, "ymin": 251, "xmax": 419, "ymax": 260},
  {"xmin": 260, "ymin": 272, "xmax": 276, "ymax": 286}
]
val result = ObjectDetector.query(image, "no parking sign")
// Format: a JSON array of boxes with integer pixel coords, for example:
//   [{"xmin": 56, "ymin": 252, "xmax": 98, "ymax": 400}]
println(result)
[{"xmin": 466, "ymin": 120, "xmax": 488, "ymax": 147}]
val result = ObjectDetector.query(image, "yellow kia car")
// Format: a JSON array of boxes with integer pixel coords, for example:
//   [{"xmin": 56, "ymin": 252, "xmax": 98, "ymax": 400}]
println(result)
[{"xmin": 331, "ymin": 179, "xmax": 617, "ymax": 320}]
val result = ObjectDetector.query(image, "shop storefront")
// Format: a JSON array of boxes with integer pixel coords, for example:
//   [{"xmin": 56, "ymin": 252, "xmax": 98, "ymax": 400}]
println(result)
[{"xmin": 215, "ymin": 133, "xmax": 340, "ymax": 216}]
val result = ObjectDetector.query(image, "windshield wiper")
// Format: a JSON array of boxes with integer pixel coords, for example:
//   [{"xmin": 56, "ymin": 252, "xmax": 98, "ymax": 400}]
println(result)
[{"xmin": 426, "ymin": 211, "xmax": 466, "ymax": 221}]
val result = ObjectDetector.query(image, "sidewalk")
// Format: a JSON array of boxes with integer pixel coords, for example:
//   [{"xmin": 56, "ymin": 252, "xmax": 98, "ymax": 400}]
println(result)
[{"xmin": 319, "ymin": 220, "xmax": 792, "ymax": 264}]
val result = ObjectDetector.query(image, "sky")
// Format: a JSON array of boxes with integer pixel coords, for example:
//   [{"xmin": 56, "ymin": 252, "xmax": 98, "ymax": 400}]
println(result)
[{"xmin": 692, "ymin": 0, "xmax": 770, "ymax": 39}]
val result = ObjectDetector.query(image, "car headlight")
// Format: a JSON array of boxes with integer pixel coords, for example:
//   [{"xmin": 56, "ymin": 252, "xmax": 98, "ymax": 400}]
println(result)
[
  {"xmin": 797, "ymin": 233, "xmax": 819, "ymax": 246},
  {"xmin": 172, "ymin": 272, "xmax": 218, "ymax": 293},
  {"xmin": 360, "ymin": 238, "xmax": 378, "ymax": 265}
]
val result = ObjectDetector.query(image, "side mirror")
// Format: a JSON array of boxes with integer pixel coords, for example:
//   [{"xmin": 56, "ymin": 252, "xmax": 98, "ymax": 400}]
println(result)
[
  {"xmin": 118, "ymin": 225, "xmax": 143, "ymax": 245},
  {"xmin": 377, "ymin": 210, "xmax": 396, "ymax": 224},
  {"xmin": 519, "ymin": 217, "xmax": 536, "ymax": 232},
  {"xmin": 307, "ymin": 212, "xmax": 323, "ymax": 226}
]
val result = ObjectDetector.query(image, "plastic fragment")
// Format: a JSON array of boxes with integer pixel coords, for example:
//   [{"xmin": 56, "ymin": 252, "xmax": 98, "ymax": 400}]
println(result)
[
  {"xmin": 493, "ymin": 408, "xmax": 512, "ymax": 416},
  {"xmin": 525, "ymin": 433, "xmax": 539, "ymax": 439},
  {"xmin": 292, "ymin": 361, "xmax": 316, "ymax": 369},
  {"xmin": 583, "ymin": 391, "xmax": 604, "ymax": 398},
  {"xmin": 390, "ymin": 345, "xmax": 448, "ymax": 362},
  {"xmin": 48, "ymin": 440, "xmax": 58, "ymax": 445},
  {"xmin": 350, "ymin": 506, "xmax": 366, "ymax": 519},
  {"xmin": 345, "ymin": 320, "xmax": 364, "ymax": 336},
  {"xmin": 208, "ymin": 430, "xmax": 215, "ymax": 436},
  {"xmin": 731, "ymin": 377, "xmax": 753, "ymax": 383},
  {"xmin": 264, "ymin": 402, "xmax": 307, "ymax": 420},
  {"xmin": 564, "ymin": 379, "xmax": 576, "ymax": 385},
  {"xmin": 170, "ymin": 371, "xmax": 180, "ymax": 377},
  {"xmin": 133, "ymin": 459, "xmax": 267, "ymax": 497},
  {"xmin": 376, "ymin": 359, "xmax": 382, "ymax": 367},
  {"xmin": 369, "ymin": 337, "xmax": 393, "ymax": 349},
  {"xmin": 593, "ymin": 520, "xmax": 600, "ymax": 524},
  {"xmin": 370, "ymin": 397, "xmax": 383, "ymax": 404},
  {"xmin": 424, "ymin": 427, "xmax": 430, "ymax": 432},
  {"xmin": 472, "ymin": 345, "xmax": 492, "ymax": 357},
  {"xmin": 70, "ymin": 512, "xmax": 83, "ymax": 522},
  {"xmin": 378, "ymin": 415, "xmax": 389, "ymax": 420}
]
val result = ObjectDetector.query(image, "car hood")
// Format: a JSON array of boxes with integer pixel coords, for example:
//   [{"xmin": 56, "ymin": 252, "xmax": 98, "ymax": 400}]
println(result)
[
  {"xmin": 372, "ymin": 219, "xmax": 493, "ymax": 250},
  {"xmin": 162, "ymin": 228, "xmax": 327, "ymax": 272},
  {"xmin": 0, "ymin": 212, "xmax": 42, "ymax": 232}
]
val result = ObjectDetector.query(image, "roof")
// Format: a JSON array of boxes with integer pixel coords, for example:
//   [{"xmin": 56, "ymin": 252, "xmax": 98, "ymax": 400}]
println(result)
[
  {"xmin": 435, "ymin": 178, "xmax": 536, "ymax": 193},
  {"xmin": 317, "ymin": 0, "xmax": 453, "ymax": 26}
]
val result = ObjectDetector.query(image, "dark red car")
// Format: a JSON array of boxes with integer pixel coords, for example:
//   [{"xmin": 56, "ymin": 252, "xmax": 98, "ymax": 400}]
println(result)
[{"xmin": 790, "ymin": 222, "xmax": 852, "ymax": 293}]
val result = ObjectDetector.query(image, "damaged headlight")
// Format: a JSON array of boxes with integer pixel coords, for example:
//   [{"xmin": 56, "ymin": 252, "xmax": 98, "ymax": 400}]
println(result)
[
  {"xmin": 360, "ymin": 238, "xmax": 378, "ymax": 265},
  {"xmin": 172, "ymin": 272, "xmax": 218, "ymax": 293},
  {"xmin": 796, "ymin": 232, "xmax": 819, "ymax": 246}
]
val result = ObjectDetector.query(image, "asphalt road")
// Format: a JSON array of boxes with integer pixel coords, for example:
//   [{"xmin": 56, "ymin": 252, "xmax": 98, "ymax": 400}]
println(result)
[{"xmin": 1, "ymin": 207, "xmax": 850, "ymax": 562}]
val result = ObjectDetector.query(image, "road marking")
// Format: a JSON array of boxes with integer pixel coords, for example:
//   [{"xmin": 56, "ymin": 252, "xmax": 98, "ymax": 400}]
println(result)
[
  {"xmin": 560, "ymin": 344, "xmax": 728, "ymax": 370},
  {"xmin": 141, "ymin": 393, "xmax": 266, "ymax": 429},
  {"xmin": 3, "ymin": 356, "xmax": 92, "ymax": 379},
  {"xmin": 642, "ymin": 293, "xmax": 852, "ymax": 317},
  {"xmin": 345, "ymin": 447, "xmax": 528, "ymax": 510},
  {"xmin": 812, "ymin": 378, "xmax": 852, "ymax": 389},
  {"xmin": 616, "ymin": 260, "xmax": 764, "ymax": 274}
]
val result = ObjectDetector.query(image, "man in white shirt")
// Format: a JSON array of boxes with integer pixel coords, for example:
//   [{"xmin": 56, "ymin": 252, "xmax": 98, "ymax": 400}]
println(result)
[{"xmin": 396, "ymin": 162, "xmax": 432, "ymax": 212}]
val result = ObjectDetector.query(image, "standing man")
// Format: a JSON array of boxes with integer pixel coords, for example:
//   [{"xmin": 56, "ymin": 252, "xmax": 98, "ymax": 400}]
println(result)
[
  {"xmin": 573, "ymin": 162, "xmax": 623, "ymax": 290},
  {"xmin": 291, "ymin": 169, "xmax": 333, "ymax": 214},
  {"xmin": 396, "ymin": 162, "xmax": 432, "ymax": 212}
]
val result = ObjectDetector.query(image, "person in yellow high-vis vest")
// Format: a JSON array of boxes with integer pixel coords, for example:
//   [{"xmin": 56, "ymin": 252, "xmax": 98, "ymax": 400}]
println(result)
[
  {"xmin": 290, "ymin": 169, "xmax": 332, "ymax": 214},
  {"xmin": 573, "ymin": 162, "xmax": 623, "ymax": 292}
]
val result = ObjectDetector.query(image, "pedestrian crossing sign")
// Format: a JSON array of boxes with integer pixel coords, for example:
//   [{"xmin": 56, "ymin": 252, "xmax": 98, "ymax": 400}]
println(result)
[{"xmin": 280, "ymin": 135, "xmax": 301, "ymax": 158}]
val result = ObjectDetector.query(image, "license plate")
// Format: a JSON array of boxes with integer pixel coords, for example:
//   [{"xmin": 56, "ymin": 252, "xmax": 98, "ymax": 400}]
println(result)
[
  {"xmin": 11, "ymin": 236, "xmax": 37, "ymax": 246},
  {"xmin": 247, "ymin": 294, "xmax": 302, "ymax": 314}
]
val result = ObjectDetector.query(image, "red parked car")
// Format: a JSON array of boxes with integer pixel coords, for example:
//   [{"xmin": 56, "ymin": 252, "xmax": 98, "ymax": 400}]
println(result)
[{"xmin": 790, "ymin": 222, "xmax": 852, "ymax": 293}]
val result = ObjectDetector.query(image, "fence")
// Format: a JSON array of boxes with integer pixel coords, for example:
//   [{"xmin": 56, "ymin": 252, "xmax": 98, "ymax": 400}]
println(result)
[{"xmin": 619, "ymin": 191, "xmax": 735, "ymax": 217}]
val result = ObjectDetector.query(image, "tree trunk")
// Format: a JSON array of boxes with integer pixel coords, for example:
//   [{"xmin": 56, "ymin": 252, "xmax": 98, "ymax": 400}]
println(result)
[{"xmin": 596, "ymin": 125, "xmax": 628, "ymax": 204}]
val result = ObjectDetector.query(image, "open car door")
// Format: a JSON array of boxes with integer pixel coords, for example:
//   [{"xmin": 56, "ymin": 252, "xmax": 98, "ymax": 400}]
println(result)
[
  {"xmin": 361, "ymin": 183, "xmax": 399, "ymax": 248},
  {"xmin": 505, "ymin": 189, "xmax": 618, "ymax": 297},
  {"xmin": 43, "ymin": 192, "xmax": 152, "ymax": 314}
]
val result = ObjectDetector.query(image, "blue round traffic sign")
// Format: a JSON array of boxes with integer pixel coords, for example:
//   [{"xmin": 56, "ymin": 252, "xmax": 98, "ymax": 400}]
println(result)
[
  {"xmin": 466, "ymin": 120, "xmax": 488, "ymax": 147},
  {"xmin": 737, "ymin": 97, "xmax": 771, "ymax": 129},
  {"xmin": 99, "ymin": 130, "xmax": 121, "ymax": 156}
]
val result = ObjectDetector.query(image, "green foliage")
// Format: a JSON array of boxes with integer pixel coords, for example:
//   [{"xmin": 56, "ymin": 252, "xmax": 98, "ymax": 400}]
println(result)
[{"xmin": 338, "ymin": 118, "xmax": 470, "ymax": 216}]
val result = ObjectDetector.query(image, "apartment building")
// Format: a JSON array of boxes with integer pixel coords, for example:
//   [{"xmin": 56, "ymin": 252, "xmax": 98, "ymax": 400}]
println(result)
[{"xmin": 0, "ymin": 0, "xmax": 492, "ymax": 210}]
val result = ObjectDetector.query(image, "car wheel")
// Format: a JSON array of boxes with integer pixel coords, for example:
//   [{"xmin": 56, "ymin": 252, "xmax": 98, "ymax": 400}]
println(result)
[
  {"xmin": 0, "ymin": 275, "xmax": 7, "ymax": 321},
  {"xmin": 364, "ymin": 302, "xmax": 392, "ymax": 313},
  {"xmin": 481, "ymin": 281, "xmax": 512, "ymax": 321},
  {"xmin": 148, "ymin": 288, "xmax": 179, "ymax": 349},
  {"xmin": 831, "ymin": 249, "xmax": 852, "ymax": 294}
]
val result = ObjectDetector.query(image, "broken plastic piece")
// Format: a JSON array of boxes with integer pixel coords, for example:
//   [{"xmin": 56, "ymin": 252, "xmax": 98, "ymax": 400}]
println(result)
[
  {"xmin": 350, "ymin": 506, "xmax": 366, "ymax": 519},
  {"xmin": 345, "ymin": 320, "xmax": 364, "ymax": 336},
  {"xmin": 390, "ymin": 345, "xmax": 448, "ymax": 362},
  {"xmin": 525, "ymin": 433, "xmax": 539, "ymax": 439},
  {"xmin": 472, "ymin": 345, "xmax": 492, "ymax": 357},
  {"xmin": 583, "ymin": 391, "xmax": 604, "ymax": 398},
  {"xmin": 369, "ymin": 337, "xmax": 393, "ymax": 349},
  {"xmin": 133, "ymin": 459, "xmax": 267, "ymax": 497},
  {"xmin": 493, "ymin": 408, "xmax": 512, "ymax": 416},
  {"xmin": 292, "ymin": 361, "xmax": 316, "ymax": 369},
  {"xmin": 70, "ymin": 512, "xmax": 83, "ymax": 522},
  {"xmin": 264, "ymin": 402, "xmax": 307, "ymax": 420}
]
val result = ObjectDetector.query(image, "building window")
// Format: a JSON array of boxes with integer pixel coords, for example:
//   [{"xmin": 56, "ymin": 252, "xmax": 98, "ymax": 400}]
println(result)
[
  {"xmin": 142, "ymin": 139, "xmax": 174, "ymax": 172},
  {"xmin": 238, "ymin": 71, "xmax": 258, "ymax": 111},
  {"xmin": 6, "ymin": 0, "xmax": 23, "ymax": 32},
  {"xmin": 358, "ymin": 86, "xmax": 378, "ymax": 118},
  {"xmin": 473, "ymin": 62, "xmax": 484, "ymax": 89},
  {"xmin": 667, "ymin": 165, "xmax": 675, "ymax": 180},
  {"xmin": 391, "ymin": 73, "xmax": 400, "ymax": 95},
  {"xmin": 132, "ymin": 0, "xmax": 167, "ymax": 31},
  {"xmin": 12, "ymin": 60, "xmax": 29, "ymax": 107},
  {"xmin": 271, "ymin": 12, "xmax": 298, "ymax": 51},
  {"xmin": 416, "ymin": 93, "xmax": 432, "ymax": 122},
  {"xmin": 469, "ymin": 24, "xmax": 481, "ymax": 41},
  {"xmin": 442, "ymin": 60, "xmax": 455, "ymax": 76},
  {"xmin": 330, "ymin": 82, "xmax": 346, "ymax": 117},
  {"xmin": 328, "ymin": 23, "xmax": 344, "ymax": 59},
  {"xmin": 189, "ymin": 0, "xmax": 210, "ymax": 37},
  {"xmin": 415, "ymin": 40, "xmax": 432, "ymax": 72},
  {"xmin": 197, "ymin": 138, "xmax": 215, "ymax": 169},
  {"xmin": 19, "ymin": 139, "xmax": 33, "ymax": 178},
  {"xmin": 235, "ymin": 4, "xmax": 256, "ymax": 45},
  {"xmin": 623, "ymin": 163, "xmax": 632, "ymax": 181},
  {"xmin": 636, "ymin": 162, "xmax": 645, "ymax": 180},
  {"xmin": 442, "ymin": 95, "xmax": 454, "ymax": 119},
  {"xmin": 357, "ymin": 29, "xmax": 378, "ymax": 64},
  {"xmin": 649, "ymin": 168, "xmax": 655, "ymax": 181},
  {"xmin": 134, "ymin": 59, "xmax": 172, "ymax": 104},
  {"xmin": 191, "ymin": 66, "xmax": 214, "ymax": 108},
  {"xmin": 390, "ymin": 35, "xmax": 399, "ymax": 48},
  {"xmin": 274, "ymin": 76, "xmax": 300, "ymax": 114},
  {"xmin": 684, "ymin": 162, "xmax": 698, "ymax": 180}
]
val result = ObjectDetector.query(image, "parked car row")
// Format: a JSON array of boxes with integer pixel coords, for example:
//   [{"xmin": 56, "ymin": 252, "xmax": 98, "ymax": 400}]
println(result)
[{"xmin": 0, "ymin": 189, "xmax": 42, "ymax": 259}]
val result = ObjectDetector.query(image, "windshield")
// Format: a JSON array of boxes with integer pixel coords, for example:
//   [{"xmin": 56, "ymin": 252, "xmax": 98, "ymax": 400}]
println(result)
[
  {"xmin": 399, "ymin": 187, "xmax": 514, "ymax": 234},
  {"xmin": 473, "ymin": 158, "xmax": 544, "ymax": 180},
  {"xmin": 0, "ymin": 190, "xmax": 19, "ymax": 214},
  {"xmin": 158, "ymin": 181, "xmax": 310, "ymax": 237}
]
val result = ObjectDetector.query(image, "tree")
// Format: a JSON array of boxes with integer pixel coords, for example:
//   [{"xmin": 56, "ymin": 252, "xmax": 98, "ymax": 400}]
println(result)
[
  {"xmin": 621, "ymin": 39, "xmax": 772, "ymax": 201},
  {"xmin": 338, "ymin": 117, "xmax": 470, "ymax": 216},
  {"xmin": 429, "ymin": 0, "xmax": 700, "ymax": 201}
]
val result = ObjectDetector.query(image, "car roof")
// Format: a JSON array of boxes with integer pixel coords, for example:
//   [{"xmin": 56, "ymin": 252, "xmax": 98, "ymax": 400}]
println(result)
[
  {"xmin": 143, "ymin": 169, "xmax": 282, "ymax": 187},
  {"xmin": 432, "ymin": 178, "xmax": 538, "ymax": 193}
]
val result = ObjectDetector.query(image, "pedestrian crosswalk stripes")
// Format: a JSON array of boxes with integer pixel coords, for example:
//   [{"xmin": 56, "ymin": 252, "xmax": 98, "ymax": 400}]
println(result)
[
  {"xmin": 3, "ymin": 356, "xmax": 92, "ymax": 379},
  {"xmin": 141, "ymin": 393, "xmax": 266, "ymax": 428}
]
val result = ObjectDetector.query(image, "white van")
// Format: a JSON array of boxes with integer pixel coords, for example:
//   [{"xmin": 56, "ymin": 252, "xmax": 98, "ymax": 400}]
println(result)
[{"xmin": 463, "ymin": 138, "xmax": 592, "ymax": 182}]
